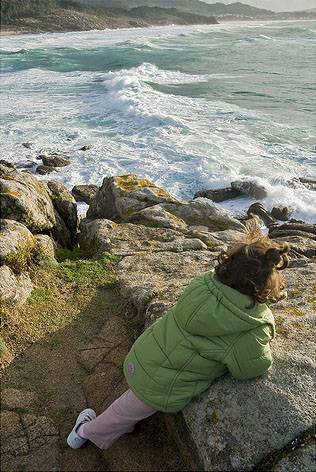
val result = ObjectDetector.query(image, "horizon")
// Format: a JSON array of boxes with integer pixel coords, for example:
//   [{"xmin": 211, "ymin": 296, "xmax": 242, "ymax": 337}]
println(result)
[{"xmin": 202, "ymin": 0, "xmax": 316, "ymax": 12}]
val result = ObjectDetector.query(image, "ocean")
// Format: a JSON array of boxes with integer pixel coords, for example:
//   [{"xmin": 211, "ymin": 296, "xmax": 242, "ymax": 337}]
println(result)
[{"xmin": 0, "ymin": 21, "xmax": 315, "ymax": 222}]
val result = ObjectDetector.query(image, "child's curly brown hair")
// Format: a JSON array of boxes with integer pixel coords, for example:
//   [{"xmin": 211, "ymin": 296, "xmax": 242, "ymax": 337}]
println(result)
[{"xmin": 215, "ymin": 229, "xmax": 290, "ymax": 306}]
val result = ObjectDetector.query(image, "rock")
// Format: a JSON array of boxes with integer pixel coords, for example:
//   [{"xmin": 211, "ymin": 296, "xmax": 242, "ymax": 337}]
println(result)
[
  {"xmin": 184, "ymin": 226, "xmax": 226, "ymax": 250},
  {"xmin": 125, "ymin": 204, "xmax": 188, "ymax": 231},
  {"xmin": 79, "ymin": 145, "xmax": 91, "ymax": 151},
  {"xmin": 296, "ymin": 177, "xmax": 316, "ymax": 191},
  {"xmin": 0, "ymin": 165, "xmax": 56, "ymax": 232},
  {"xmin": 22, "ymin": 142, "xmax": 33, "ymax": 148},
  {"xmin": 0, "ymin": 265, "xmax": 33, "ymax": 306},
  {"xmin": 71, "ymin": 184, "xmax": 99, "ymax": 204},
  {"xmin": 47, "ymin": 180, "xmax": 78, "ymax": 244},
  {"xmin": 1, "ymin": 410, "xmax": 60, "ymax": 472},
  {"xmin": 117, "ymin": 250, "xmax": 219, "ymax": 319},
  {"xmin": 271, "ymin": 235, "xmax": 316, "ymax": 260},
  {"xmin": 87, "ymin": 174, "xmax": 178, "ymax": 221},
  {"xmin": 194, "ymin": 187, "xmax": 242, "ymax": 202},
  {"xmin": 36, "ymin": 165, "xmax": 56, "ymax": 175},
  {"xmin": 115, "ymin": 220, "xmax": 315, "ymax": 471},
  {"xmin": 79, "ymin": 218, "xmax": 207, "ymax": 257},
  {"xmin": 41, "ymin": 155, "xmax": 70, "ymax": 167},
  {"xmin": 269, "ymin": 222, "xmax": 315, "ymax": 240},
  {"xmin": 274, "ymin": 443, "xmax": 316, "ymax": 472},
  {"xmin": 34, "ymin": 234, "xmax": 56, "ymax": 259},
  {"xmin": 162, "ymin": 200, "xmax": 245, "ymax": 231},
  {"xmin": 271, "ymin": 206, "xmax": 292, "ymax": 221},
  {"xmin": 79, "ymin": 316, "xmax": 130, "ymax": 372},
  {"xmin": 0, "ymin": 160, "xmax": 15, "ymax": 168},
  {"xmin": 0, "ymin": 219, "xmax": 34, "ymax": 265},
  {"xmin": 15, "ymin": 160, "xmax": 36, "ymax": 170},
  {"xmin": 210, "ymin": 228, "xmax": 247, "ymax": 246},
  {"xmin": 1, "ymin": 389, "xmax": 38, "ymax": 410},
  {"xmin": 51, "ymin": 209, "xmax": 73, "ymax": 249},
  {"xmin": 231, "ymin": 180, "xmax": 268, "ymax": 199},
  {"xmin": 247, "ymin": 202, "xmax": 276, "ymax": 227}
]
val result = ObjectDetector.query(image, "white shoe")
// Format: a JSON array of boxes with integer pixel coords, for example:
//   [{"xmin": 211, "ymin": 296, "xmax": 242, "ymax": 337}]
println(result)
[{"xmin": 67, "ymin": 408, "xmax": 96, "ymax": 449}]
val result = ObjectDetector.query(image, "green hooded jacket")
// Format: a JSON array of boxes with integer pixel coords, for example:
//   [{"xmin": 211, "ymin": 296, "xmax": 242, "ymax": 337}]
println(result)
[{"xmin": 123, "ymin": 270, "xmax": 275, "ymax": 413}]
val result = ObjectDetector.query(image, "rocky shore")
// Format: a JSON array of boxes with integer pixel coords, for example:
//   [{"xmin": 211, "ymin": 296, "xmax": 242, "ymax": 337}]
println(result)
[{"xmin": 0, "ymin": 161, "xmax": 315, "ymax": 471}]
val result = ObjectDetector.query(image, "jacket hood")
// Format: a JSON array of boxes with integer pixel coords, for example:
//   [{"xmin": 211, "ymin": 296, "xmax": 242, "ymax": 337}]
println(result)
[{"xmin": 174, "ymin": 271, "xmax": 275, "ymax": 338}]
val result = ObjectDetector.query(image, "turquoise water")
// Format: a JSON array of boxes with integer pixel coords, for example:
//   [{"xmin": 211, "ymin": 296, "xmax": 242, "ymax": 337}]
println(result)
[{"xmin": 0, "ymin": 21, "xmax": 315, "ymax": 221}]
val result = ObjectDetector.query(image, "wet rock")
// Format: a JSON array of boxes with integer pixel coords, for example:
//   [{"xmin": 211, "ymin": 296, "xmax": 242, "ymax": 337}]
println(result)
[
  {"xmin": 296, "ymin": 177, "xmax": 316, "ymax": 191},
  {"xmin": 0, "ymin": 219, "xmax": 34, "ymax": 265},
  {"xmin": 271, "ymin": 206, "xmax": 292, "ymax": 221},
  {"xmin": 36, "ymin": 165, "xmax": 56, "ymax": 175},
  {"xmin": 41, "ymin": 155, "xmax": 71, "ymax": 167},
  {"xmin": 15, "ymin": 160, "xmax": 36, "ymax": 170},
  {"xmin": 231, "ymin": 180, "xmax": 268, "ymax": 199},
  {"xmin": 162, "ymin": 200, "xmax": 245, "ymax": 231},
  {"xmin": 247, "ymin": 202, "xmax": 276, "ymax": 227},
  {"xmin": 71, "ymin": 184, "xmax": 99, "ymax": 204},
  {"xmin": 79, "ymin": 145, "xmax": 91, "ymax": 151},
  {"xmin": 87, "ymin": 174, "xmax": 178, "ymax": 221},
  {"xmin": 0, "ymin": 160, "xmax": 15, "ymax": 168},
  {"xmin": 47, "ymin": 180, "xmax": 78, "ymax": 244},
  {"xmin": 194, "ymin": 187, "xmax": 242, "ymax": 202},
  {"xmin": 0, "ymin": 165, "xmax": 56, "ymax": 232},
  {"xmin": 0, "ymin": 265, "xmax": 33, "ymax": 306},
  {"xmin": 79, "ymin": 218, "xmax": 207, "ymax": 257}
]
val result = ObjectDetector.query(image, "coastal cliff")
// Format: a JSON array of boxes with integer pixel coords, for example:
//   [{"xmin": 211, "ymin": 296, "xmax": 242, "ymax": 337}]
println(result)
[{"xmin": 1, "ymin": 162, "xmax": 315, "ymax": 471}]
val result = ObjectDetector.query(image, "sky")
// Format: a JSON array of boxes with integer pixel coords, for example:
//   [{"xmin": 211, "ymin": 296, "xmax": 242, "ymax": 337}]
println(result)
[{"xmin": 203, "ymin": 1, "xmax": 316, "ymax": 12}]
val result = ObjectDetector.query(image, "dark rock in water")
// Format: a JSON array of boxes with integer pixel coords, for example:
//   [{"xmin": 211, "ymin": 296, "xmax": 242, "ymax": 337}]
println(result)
[
  {"xmin": 194, "ymin": 187, "xmax": 242, "ymax": 202},
  {"xmin": 0, "ymin": 160, "xmax": 15, "ymax": 169},
  {"xmin": 71, "ymin": 184, "xmax": 99, "ymax": 204},
  {"xmin": 271, "ymin": 206, "xmax": 292, "ymax": 221},
  {"xmin": 231, "ymin": 180, "xmax": 268, "ymax": 199},
  {"xmin": 41, "ymin": 155, "xmax": 71, "ymax": 168},
  {"xmin": 22, "ymin": 142, "xmax": 33, "ymax": 149},
  {"xmin": 247, "ymin": 202, "xmax": 275, "ymax": 227},
  {"xmin": 296, "ymin": 177, "xmax": 316, "ymax": 191},
  {"xmin": 79, "ymin": 145, "xmax": 91, "ymax": 151},
  {"xmin": 36, "ymin": 165, "xmax": 56, "ymax": 175},
  {"xmin": 15, "ymin": 160, "xmax": 36, "ymax": 170}
]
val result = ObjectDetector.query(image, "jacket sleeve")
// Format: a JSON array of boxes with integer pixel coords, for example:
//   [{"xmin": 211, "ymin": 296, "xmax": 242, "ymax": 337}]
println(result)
[{"xmin": 224, "ymin": 325, "xmax": 273, "ymax": 380}]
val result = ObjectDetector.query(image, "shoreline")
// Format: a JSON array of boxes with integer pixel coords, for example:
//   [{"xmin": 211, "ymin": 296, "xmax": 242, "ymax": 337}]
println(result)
[{"xmin": 1, "ymin": 17, "xmax": 315, "ymax": 37}]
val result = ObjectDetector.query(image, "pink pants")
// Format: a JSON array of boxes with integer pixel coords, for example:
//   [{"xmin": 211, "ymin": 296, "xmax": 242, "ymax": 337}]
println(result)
[{"xmin": 78, "ymin": 389, "xmax": 157, "ymax": 449}]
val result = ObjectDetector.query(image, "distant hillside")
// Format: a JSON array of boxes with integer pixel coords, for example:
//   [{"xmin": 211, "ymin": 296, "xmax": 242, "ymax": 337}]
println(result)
[
  {"xmin": 0, "ymin": 0, "xmax": 218, "ymax": 35},
  {"xmin": 74, "ymin": 1, "xmax": 316, "ymax": 20}
]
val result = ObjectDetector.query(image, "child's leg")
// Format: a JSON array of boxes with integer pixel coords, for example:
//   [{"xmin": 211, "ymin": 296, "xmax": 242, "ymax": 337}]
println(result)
[{"xmin": 78, "ymin": 389, "xmax": 156, "ymax": 449}]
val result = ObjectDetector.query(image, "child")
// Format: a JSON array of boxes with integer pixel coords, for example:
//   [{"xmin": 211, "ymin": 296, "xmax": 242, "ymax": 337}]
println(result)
[{"xmin": 67, "ymin": 235, "xmax": 289, "ymax": 450}]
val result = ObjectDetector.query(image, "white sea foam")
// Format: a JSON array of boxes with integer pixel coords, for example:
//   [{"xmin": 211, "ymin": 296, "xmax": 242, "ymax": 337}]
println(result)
[{"xmin": 1, "ymin": 22, "xmax": 315, "ymax": 223}]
